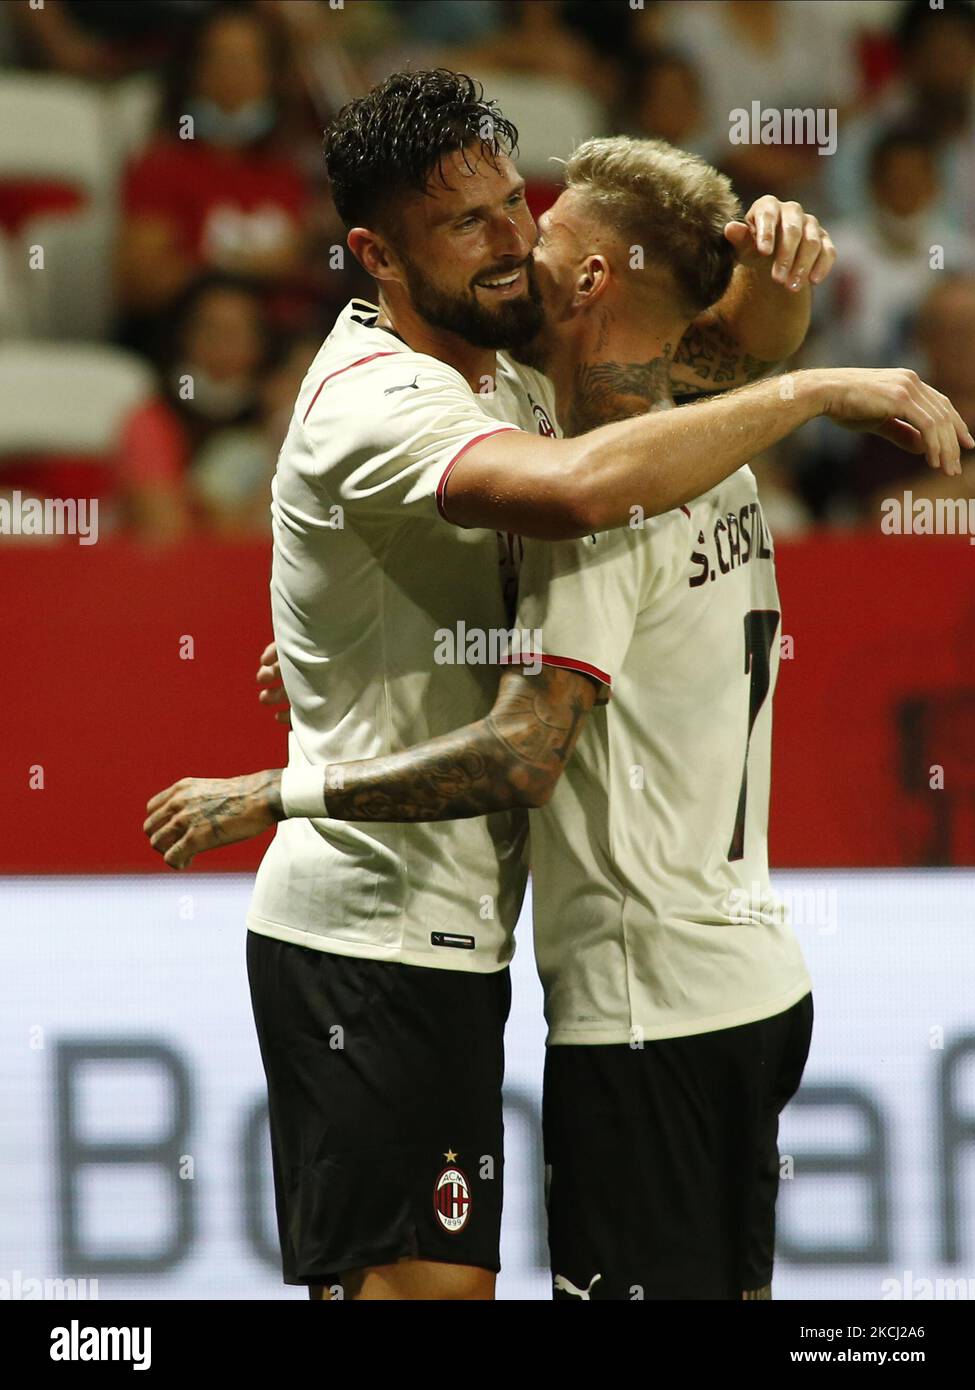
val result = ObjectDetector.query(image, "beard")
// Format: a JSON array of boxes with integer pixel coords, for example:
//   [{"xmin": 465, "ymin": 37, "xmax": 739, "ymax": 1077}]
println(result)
[
  {"xmin": 401, "ymin": 251, "xmax": 546, "ymax": 351},
  {"xmin": 506, "ymin": 322, "xmax": 552, "ymax": 373}
]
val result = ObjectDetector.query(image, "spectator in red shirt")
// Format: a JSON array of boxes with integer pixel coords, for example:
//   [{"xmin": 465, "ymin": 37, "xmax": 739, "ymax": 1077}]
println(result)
[
  {"xmin": 108, "ymin": 272, "xmax": 273, "ymax": 539},
  {"xmin": 116, "ymin": 3, "xmax": 311, "ymax": 353},
  {"xmin": 128, "ymin": 270, "xmax": 273, "ymax": 537},
  {"xmin": 159, "ymin": 272, "xmax": 269, "ymax": 448}
]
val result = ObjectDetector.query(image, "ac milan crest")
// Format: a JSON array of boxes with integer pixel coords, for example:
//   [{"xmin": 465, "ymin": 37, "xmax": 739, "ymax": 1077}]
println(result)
[
  {"xmin": 528, "ymin": 393, "xmax": 557, "ymax": 437},
  {"xmin": 434, "ymin": 1156, "xmax": 471, "ymax": 1233}
]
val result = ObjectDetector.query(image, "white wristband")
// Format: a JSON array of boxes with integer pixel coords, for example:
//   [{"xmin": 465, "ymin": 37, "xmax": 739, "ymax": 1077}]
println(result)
[{"xmin": 280, "ymin": 766, "xmax": 328, "ymax": 818}]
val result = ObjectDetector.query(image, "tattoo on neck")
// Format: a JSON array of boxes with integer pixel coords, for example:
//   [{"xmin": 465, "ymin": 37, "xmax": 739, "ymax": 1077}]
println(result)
[
  {"xmin": 567, "ymin": 346, "xmax": 675, "ymax": 436},
  {"xmin": 593, "ymin": 308, "xmax": 612, "ymax": 356},
  {"xmin": 674, "ymin": 312, "xmax": 771, "ymax": 395}
]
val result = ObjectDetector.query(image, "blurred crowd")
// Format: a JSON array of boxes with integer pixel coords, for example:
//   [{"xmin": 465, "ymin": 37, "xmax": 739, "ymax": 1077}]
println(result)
[{"xmin": 0, "ymin": 0, "xmax": 973, "ymax": 541}]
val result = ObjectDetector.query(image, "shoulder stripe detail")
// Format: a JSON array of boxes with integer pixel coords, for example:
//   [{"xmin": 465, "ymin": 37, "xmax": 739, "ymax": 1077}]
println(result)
[
  {"xmin": 302, "ymin": 352, "xmax": 399, "ymax": 423},
  {"xmin": 499, "ymin": 651, "xmax": 612, "ymax": 687},
  {"xmin": 539, "ymin": 653, "xmax": 612, "ymax": 686},
  {"xmin": 436, "ymin": 427, "xmax": 522, "ymax": 523}
]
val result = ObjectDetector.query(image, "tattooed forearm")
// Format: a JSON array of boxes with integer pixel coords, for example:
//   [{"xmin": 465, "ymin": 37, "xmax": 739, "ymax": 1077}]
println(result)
[
  {"xmin": 323, "ymin": 667, "xmax": 597, "ymax": 822},
  {"xmin": 323, "ymin": 743, "xmax": 501, "ymax": 822},
  {"xmin": 567, "ymin": 350, "xmax": 675, "ymax": 436},
  {"xmin": 672, "ymin": 311, "xmax": 774, "ymax": 397}
]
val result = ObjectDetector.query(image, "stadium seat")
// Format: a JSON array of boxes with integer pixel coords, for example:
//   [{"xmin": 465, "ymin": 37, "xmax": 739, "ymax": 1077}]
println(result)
[
  {"xmin": 12, "ymin": 209, "xmax": 118, "ymax": 340},
  {"xmin": 0, "ymin": 231, "xmax": 29, "ymax": 338},
  {"xmin": 0, "ymin": 341, "xmax": 155, "ymax": 456},
  {"xmin": 0, "ymin": 75, "xmax": 118, "ymax": 339},
  {"xmin": 0, "ymin": 74, "xmax": 111, "ymax": 201},
  {"xmin": 102, "ymin": 73, "xmax": 163, "ymax": 170}
]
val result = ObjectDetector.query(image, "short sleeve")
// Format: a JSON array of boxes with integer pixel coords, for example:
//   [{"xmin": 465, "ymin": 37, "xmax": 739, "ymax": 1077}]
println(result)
[
  {"xmin": 511, "ymin": 532, "xmax": 647, "ymax": 704},
  {"xmin": 297, "ymin": 349, "xmax": 522, "ymax": 524}
]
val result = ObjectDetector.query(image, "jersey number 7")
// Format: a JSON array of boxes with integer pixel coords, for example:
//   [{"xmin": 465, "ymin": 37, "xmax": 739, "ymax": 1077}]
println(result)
[{"xmin": 728, "ymin": 609, "xmax": 780, "ymax": 862}]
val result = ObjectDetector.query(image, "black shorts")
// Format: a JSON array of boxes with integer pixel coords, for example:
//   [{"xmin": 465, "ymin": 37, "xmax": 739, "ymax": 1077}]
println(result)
[
  {"xmin": 246, "ymin": 929, "xmax": 511, "ymax": 1285},
  {"xmin": 543, "ymin": 992, "xmax": 814, "ymax": 1300}
]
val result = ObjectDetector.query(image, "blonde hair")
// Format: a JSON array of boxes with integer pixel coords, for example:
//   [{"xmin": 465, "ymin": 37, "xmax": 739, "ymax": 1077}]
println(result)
[{"xmin": 563, "ymin": 136, "xmax": 742, "ymax": 315}]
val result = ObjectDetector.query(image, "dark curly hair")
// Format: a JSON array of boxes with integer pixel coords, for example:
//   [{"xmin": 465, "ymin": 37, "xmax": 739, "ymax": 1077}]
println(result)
[{"xmin": 322, "ymin": 69, "xmax": 519, "ymax": 234}]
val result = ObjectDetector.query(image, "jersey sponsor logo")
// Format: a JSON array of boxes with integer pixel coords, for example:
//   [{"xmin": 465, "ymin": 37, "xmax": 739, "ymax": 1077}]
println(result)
[
  {"xmin": 688, "ymin": 499, "xmax": 773, "ymax": 587},
  {"xmin": 554, "ymin": 1272, "xmax": 602, "ymax": 1300},
  {"xmin": 527, "ymin": 392, "xmax": 557, "ymax": 437},
  {"xmin": 430, "ymin": 931, "xmax": 475, "ymax": 950},
  {"xmin": 383, "ymin": 374, "xmax": 421, "ymax": 395},
  {"xmin": 434, "ymin": 1158, "xmax": 472, "ymax": 1233}
]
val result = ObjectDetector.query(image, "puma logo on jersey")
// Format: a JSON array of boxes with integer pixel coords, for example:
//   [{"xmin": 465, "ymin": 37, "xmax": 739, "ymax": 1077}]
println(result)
[
  {"xmin": 384, "ymin": 374, "xmax": 420, "ymax": 395},
  {"xmin": 554, "ymin": 1272, "xmax": 602, "ymax": 1300}
]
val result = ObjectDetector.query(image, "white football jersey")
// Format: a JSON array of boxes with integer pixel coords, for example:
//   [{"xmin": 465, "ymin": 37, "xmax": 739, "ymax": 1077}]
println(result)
[
  {"xmin": 514, "ymin": 465, "xmax": 812, "ymax": 1042},
  {"xmin": 247, "ymin": 300, "xmax": 560, "ymax": 971}
]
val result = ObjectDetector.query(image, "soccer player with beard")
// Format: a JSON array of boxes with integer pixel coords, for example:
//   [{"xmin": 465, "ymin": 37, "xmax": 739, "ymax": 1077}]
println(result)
[{"xmin": 145, "ymin": 75, "xmax": 971, "ymax": 1302}]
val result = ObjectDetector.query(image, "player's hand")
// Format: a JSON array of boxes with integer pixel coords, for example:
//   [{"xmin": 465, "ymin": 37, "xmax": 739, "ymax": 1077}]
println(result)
[
  {"xmin": 811, "ymin": 367, "xmax": 974, "ymax": 473},
  {"xmin": 725, "ymin": 197, "xmax": 835, "ymax": 290},
  {"xmin": 143, "ymin": 771, "xmax": 284, "ymax": 869},
  {"xmin": 257, "ymin": 640, "xmax": 291, "ymax": 726}
]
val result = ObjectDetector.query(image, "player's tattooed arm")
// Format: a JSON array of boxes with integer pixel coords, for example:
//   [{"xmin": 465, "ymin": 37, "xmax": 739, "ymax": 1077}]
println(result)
[
  {"xmin": 566, "ymin": 351, "xmax": 676, "ymax": 435},
  {"xmin": 323, "ymin": 665, "xmax": 597, "ymax": 823},
  {"xmin": 670, "ymin": 308, "xmax": 776, "ymax": 401},
  {"xmin": 143, "ymin": 667, "xmax": 598, "ymax": 866},
  {"xmin": 671, "ymin": 199, "xmax": 831, "ymax": 399}
]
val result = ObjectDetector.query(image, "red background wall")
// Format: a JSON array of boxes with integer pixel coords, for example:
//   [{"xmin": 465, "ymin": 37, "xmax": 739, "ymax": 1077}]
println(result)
[{"xmin": 2, "ymin": 533, "xmax": 973, "ymax": 872}]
